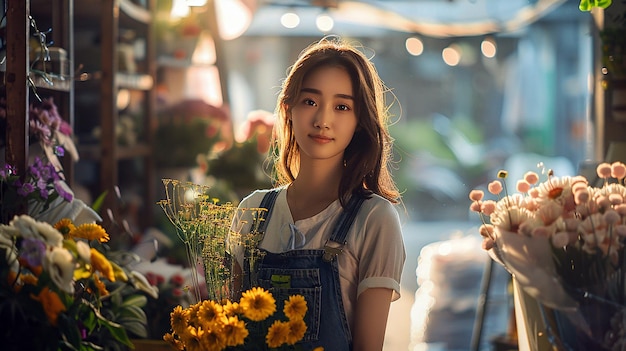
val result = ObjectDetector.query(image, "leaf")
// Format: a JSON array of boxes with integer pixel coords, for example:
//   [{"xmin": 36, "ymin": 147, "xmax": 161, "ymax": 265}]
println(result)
[
  {"xmin": 120, "ymin": 320, "xmax": 149, "ymax": 338},
  {"xmin": 92, "ymin": 191, "xmax": 108, "ymax": 213},
  {"xmin": 119, "ymin": 304, "xmax": 147, "ymax": 322},
  {"xmin": 121, "ymin": 294, "xmax": 148, "ymax": 308},
  {"xmin": 101, "ymin": 319, "xmax": 133, "ymax": 348}
]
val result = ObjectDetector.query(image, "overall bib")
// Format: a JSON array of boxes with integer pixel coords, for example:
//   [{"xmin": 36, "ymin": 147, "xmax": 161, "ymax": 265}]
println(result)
[{"xmin": 250, "ymin": 189, "xmax": 365, "ymax": 350}]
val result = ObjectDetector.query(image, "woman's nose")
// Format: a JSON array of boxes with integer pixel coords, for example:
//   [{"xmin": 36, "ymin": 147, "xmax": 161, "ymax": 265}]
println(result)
[{"xmin": 313, "ymin": 106, "xmax": 331, "ymax": 129}]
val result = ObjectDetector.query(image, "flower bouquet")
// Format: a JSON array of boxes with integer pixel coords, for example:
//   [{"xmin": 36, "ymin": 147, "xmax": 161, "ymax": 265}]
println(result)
[
  {"xmin": 469, "ymin": 161, "xmax": 626, "ymax": 350},
  {"xmin": 158, "ymin": 179, "xmax": 268, "ymax": 303},
  {"xmin": 164, "ymin": 286, "xmax": 319, "ymax": 351}
]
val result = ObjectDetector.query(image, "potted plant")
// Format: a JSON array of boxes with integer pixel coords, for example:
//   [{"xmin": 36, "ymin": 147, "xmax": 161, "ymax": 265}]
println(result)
[{"xmin": 155, "ymin": 99, "xmax": 231, "ymax": 169}]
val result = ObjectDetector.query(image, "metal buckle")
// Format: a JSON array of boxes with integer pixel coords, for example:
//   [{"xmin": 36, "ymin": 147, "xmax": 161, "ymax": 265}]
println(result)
[{"xmin": 322, "ymin": 245, "xmax": 343, "ymax": 262}]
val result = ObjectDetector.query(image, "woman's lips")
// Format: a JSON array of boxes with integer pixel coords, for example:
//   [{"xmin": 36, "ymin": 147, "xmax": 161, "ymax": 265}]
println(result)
[{"xmin": 309, "ymin": 134, "xmax": 333, "ymax": 143}]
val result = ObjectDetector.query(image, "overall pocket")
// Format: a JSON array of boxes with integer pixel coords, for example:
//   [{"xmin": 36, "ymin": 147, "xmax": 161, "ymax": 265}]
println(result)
[{"xmin": 257, "ymin": 268, "xmax": 322, "ymax": 342}]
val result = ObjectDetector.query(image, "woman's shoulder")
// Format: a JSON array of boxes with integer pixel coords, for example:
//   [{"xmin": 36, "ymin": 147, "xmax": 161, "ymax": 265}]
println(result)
[
  {"xmin": 239, "ymin": 187, "xmax": 286, "ymax": 208},
  {"xmin": 359, "ymin": 193, "xmax": 402, "ymax": 221}
]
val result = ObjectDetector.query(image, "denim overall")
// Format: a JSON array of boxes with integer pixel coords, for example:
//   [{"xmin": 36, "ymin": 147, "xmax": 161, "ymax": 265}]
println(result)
[{"xmin": 251, "ymin": 189, "xmax": 365, "ymax": 350}]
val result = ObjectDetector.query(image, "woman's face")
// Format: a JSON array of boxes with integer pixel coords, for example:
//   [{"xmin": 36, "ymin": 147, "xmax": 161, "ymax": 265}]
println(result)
[{"xmin": 290, "ymin": 65, "xmax": 358, "ymax": 166}]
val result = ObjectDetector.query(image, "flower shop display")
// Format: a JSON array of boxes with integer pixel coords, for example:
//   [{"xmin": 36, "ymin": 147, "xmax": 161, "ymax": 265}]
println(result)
[
  {"xmin": 0, "ymin": 214, "xmax": 149, "ymax": 351},
  {"xmin": 469, "ymin": 161, "xmax": 626, "ymax": 349}
]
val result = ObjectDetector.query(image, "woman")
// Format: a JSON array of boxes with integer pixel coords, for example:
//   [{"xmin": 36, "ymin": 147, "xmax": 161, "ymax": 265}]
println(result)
[{"xmin": 232, "ymin": 36, "xmax": 406, "ymax": 350}]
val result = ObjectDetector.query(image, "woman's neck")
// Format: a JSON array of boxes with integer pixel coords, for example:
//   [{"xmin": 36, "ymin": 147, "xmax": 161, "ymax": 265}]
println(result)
[{"xmin": 287, "ymin": 159, "xmax": 343, "ymax": 221}]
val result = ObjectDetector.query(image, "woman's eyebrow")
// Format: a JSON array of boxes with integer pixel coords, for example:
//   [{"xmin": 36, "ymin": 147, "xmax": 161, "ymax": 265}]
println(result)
[{"xmin": 300, "ymin": 87, "xmax": 354, "ymax": 100}]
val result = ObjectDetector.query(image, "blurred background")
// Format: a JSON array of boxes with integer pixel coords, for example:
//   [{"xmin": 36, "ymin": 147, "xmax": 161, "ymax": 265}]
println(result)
[{"xmin": 11, "ymin": 0, "xmax": 621, "ymax": 349}]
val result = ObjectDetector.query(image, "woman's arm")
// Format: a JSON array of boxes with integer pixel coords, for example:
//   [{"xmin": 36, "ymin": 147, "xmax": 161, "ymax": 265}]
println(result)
[{"xmin": 352, "ymin": 287, "xmax": 394, "ymax": 351}]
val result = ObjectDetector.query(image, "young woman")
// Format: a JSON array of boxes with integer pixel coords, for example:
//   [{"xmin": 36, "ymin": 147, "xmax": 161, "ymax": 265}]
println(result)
[{"xmin": 231, "ymin": 36, "xmax": 406, "ymax": 351}]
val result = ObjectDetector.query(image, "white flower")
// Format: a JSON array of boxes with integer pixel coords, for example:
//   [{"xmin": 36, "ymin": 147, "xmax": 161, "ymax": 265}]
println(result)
[
  {"xmin": 0, "ymin": 232, "xmax": 19, "ymax": 273},
  {"xmin": 44, "ymin": 246, "xmax": 76, "ymax": 294},
  {"xmin": 75, "ymin": 240, "xmax": 91, "ymax": 263},
  {"xmin": 9, "ymin": 215, "xmax": 63, "ymax": 247}
]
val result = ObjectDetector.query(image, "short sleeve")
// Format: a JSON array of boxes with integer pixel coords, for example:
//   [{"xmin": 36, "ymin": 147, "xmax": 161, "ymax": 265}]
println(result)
[{"xmin": 354, "ymin": 198, "xmax": 406, "ymax": 301}]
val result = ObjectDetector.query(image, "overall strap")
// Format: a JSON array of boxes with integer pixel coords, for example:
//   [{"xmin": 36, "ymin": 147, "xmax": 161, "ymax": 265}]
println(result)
[
  {"xmin": 257, "ymin": 189, "xmax": 281, "ymax": 233},
  {"xmin": 323, "ymin": 194, "xmax": 366, "ymax": 262}
]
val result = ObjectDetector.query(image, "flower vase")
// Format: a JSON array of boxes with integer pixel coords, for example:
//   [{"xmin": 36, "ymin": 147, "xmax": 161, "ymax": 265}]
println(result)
[{"xmin": 542, "ymin": 290, "xmax": 626, "ymax": 350}]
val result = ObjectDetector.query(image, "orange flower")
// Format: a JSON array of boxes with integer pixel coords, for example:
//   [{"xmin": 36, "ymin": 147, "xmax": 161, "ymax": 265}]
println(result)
[
  {"xmin": 54, "ymin": 218, "xmax": 76, "ymax": 237},
  {"xmin": 31, "ymin": 287, "xmax": 66, "ymax": 326},
  {"xmin": 71, "ymin": 223, "xmax": 110, "ymax": 243}
]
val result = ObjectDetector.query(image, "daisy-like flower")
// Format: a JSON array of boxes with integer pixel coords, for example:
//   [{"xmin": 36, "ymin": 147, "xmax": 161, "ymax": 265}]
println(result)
[
  {"xmin": 10, "ymin": 215, "xmax": 63, "ymax": 247},
  {"xmin": 283, "ymin": 294, "xmax": 307, "ymax": 320},
  {"xmin": 197, "ymin": 300, "xmax": 224, "ymax": 329},
  {"xmin": 31, "ymin": 286, "xmax": 66, "ymax": 326},
  {"xmin": 221, "ymin": 315, "xmax": 249, "ymax": 346},
  {"xmin": 170, "ymin": 305, "xmax": 190, "ymax": 336},
  {"xmin": 43, "ymin": 246, "xmax": 76, "ymax": 293},
  {"xmin": 222, "ymin": 300, "xmax": 241, "ymax": 316},
  {"xmin": 179, "ymin": 326, "xmax": 207, "ymax": 351},
  {"xmin": 286, "ymin": 318, "xmax": 307, "ymax": 344},
  {"xmin": 90, "ymin": 248, "xmax": 115, "ymax": 281},
  {"xmin": 54, "ymin": 218, "xmax": 75, "ymax": 236},
  {"xmin": 70, "ymin": 223, "xmax": 110, "ymax": 243},
  {"xmin": 266, "ymin": 320, "xmax": 290, "ymax": 348},
  {"xmin": 163, "ymin": 333, "xmax": 184, "ymax": 351},
  {"xmin": 240, "ymin": 287, "xmax": 276, "ymax": 321}
]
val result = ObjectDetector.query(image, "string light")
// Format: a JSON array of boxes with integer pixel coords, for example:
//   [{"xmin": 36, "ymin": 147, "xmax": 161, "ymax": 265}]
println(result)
[
  {"xmin": 405, "ymin": 37, "xmax": 424, "ymax": 56},
  {"xmin": 481, "ymin": 37, "xmax": 497, "ymax": 58}
]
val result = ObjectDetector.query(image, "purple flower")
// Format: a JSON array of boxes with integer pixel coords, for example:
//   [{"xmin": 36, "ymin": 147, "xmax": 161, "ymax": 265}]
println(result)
[
  {"xmin": 19, "ymin": 237, "xmax": 46, "ymax": 267},
  {"xmin": 54, "ymin": 146, "xmax": 65, "ymax": 157},
  {"xmin": 17, "ymin": 182, "xmax": 35, "ymax": 197}
]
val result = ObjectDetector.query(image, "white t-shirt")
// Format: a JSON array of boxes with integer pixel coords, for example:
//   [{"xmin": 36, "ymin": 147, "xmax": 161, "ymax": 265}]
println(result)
[{"xmin": 232, "ymin": 187, "xmax": 406, "ymax": 330}]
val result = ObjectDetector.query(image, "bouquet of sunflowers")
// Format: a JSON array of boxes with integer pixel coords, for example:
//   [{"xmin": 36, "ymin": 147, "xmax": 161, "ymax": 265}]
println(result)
[
  {"xmin": 163, "ymin": 286, "xmax": 320, "ymax": 351},
  {"xmin": 469, "ymin": 161, "xmax": 626, "ymax": 350}
]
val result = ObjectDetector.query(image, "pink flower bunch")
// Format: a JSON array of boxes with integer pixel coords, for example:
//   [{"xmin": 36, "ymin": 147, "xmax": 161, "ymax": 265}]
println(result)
[{"xmin": 468, "ymin": 161, "xmax": 626, "ymax": 316}]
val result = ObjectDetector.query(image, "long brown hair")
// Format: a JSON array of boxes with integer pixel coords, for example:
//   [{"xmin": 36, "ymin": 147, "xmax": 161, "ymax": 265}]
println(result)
[{"xmin": 271, "ymin": 36, "xmax": 400, "ymax": 206}]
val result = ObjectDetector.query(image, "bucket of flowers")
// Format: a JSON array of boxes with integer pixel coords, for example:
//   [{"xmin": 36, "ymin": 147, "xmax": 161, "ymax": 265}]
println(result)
[{"xmin": 469, "ymin": 161, "xmax": 626, "ymax": 350}]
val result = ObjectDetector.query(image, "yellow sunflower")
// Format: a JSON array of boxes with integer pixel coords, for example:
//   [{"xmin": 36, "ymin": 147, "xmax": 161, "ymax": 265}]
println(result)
[
  {"xmin": 222, "ymin": 300, "xmax": 241, "ymax": 316},
  {"xmin": 197, "ymin": 300, "xmax": 225, "ymax": 328},
  {"xmin": 221, "ymin": 315, "xmax": 249, "ymax": 346},
  {"xmin": 70, "ymin": 223, "xmax": 110, "ymax": 243},
  {"xmin": 163, "ymin": 332, "xmax": 184, "ymax": 351},
  {"xmin": 53, "ymin": 218, "xmax": 75, "ymax": 236},
  {"xmin": 283, "ymin": 294, "xmax": 307, "ymax": 320},
  {"xmin": 266, "ymin": 320, "xmax": 290, "ymax": 348},
  {"xmin": 179, "ymin": 326, "xmax": 205, "ymax": 351},
  {"xmin": 239, "ymin": 287, "xmax": 276, "ymax": 321},
  {"xmin": 286, "ymin": 318, "xmax": 307, "ymax": 345},
  {"xmin": 170, "ymin": 305, "xmax": 190, "ymax": 336}
]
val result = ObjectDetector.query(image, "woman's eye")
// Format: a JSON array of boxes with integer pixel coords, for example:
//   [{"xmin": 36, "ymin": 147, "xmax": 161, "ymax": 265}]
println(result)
[
  {"xmin": 303, "ymin": 98, "xmax": 316, "ymax": 106},
  {"xmin": 336, "ymin": 104, "xmax": 351, "ymax": 111}
]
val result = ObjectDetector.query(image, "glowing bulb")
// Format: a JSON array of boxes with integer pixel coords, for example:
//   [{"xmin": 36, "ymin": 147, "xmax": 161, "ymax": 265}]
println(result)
[
  {"xmin": 442, "ymin": 45, "xmax": 461, "ymax": 66},
  {"xmin": 405, "ymin": 37, "xmax": 424, "ymax": 56},
  {"xmin": 481, "ymin": 38, "xmax": 497, "ymax": 58},
  {"xmin": 281, "ymin": 12, "xmax": 300, "ymax": 28},
  {"xmin": 316, "ymin": 14, "xmax": 334, "ymax": 32}
]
